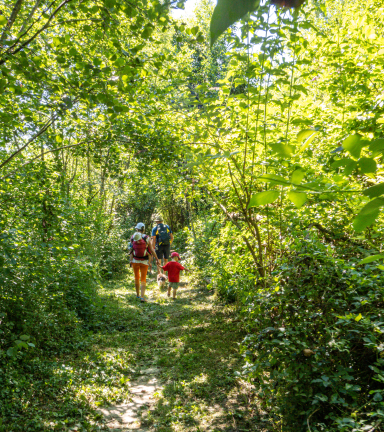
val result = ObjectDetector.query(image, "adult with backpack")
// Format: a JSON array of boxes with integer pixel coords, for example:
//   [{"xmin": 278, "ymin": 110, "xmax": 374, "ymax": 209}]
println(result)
[
  {"xmin": 129, "ymin": 222, "xmax": 159, "ymax": 302},
  {"xmin": 151, "ymin": 216, "xmax": 173, "ymax": 274}
]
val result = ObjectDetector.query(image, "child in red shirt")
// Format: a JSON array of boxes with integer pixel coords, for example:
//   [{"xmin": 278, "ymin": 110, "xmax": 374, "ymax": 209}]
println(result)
[{"xmin": 161, "ymin": 252, "xmax": 189, "ymax": 299}]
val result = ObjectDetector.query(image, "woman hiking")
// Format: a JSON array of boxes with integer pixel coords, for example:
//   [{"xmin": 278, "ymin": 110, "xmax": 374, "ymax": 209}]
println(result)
[{"xmin": 130, "ymin": 222, "xmax": 159, "ymax": 302}]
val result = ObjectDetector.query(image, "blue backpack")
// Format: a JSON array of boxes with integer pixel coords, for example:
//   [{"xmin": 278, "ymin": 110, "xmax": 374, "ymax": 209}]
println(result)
[{"xmin": 156, "ymin": 223, "xmax": 171, "ymax": 245}]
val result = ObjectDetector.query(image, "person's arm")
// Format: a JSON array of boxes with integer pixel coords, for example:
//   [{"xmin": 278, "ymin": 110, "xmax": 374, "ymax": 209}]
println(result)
[
  {"xmin": 170, "ymin": 233, "xmax": 174, "ymax": 244},
  {"xmin": 152, "ymin": 236, "xmax": 157, "ymax": 249},
  {"xmin": 148, "ymin": 239, "xmax": 159, "ymax": 265},
  {"xmin": 178, "ymin": 262, "xmax": 188, "ymax": 272}
]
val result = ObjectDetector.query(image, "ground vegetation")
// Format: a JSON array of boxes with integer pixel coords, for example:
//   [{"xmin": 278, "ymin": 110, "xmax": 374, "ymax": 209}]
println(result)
[{"xmin": 1, "ymin": 0, "xmax": 384, "ymax": 431}]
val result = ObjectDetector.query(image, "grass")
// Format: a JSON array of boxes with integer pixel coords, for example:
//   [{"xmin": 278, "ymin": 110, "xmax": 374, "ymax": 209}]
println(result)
[{"xmin": 1, "ymin": 270, "xmax": 271, "ymax": 431}]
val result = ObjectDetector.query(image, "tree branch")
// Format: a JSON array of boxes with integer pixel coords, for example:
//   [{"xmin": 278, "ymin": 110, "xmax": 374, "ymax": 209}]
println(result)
[
  {"xmin": 19, "ymin": 0, "xmax": 42, "ymax": 34},
  {"xmin": 0, "ymin": 0, "xmax": 25, "ymax": 42},
  {"xmin": 0, "ymin": 116, "xmax": 56, "ymax": 170},
  {"xmin": 0, "ymin": 140, "xmax": 89, "ymax": 180},
  {"xmin": 0, "ymin": 0, "xmax": 73, "ymax": 65}
]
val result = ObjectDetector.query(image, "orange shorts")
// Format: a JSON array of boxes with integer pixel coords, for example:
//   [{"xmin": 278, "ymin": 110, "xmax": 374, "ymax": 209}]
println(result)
[{"xmin": 132, "ymin": 262, "xmax": 148, "ymax": 282}]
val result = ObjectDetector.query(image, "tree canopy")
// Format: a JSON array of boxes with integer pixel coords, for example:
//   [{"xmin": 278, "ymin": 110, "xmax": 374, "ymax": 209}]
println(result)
[{"xmin": 2, "ymin": 0, "xmax": 384, "ymax": 430}]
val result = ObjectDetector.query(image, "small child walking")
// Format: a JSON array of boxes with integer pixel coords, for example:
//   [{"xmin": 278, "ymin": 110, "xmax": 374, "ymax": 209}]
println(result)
[{"xmin": 160, "ymin": 252, "xmax": 188, "ymax": 299}]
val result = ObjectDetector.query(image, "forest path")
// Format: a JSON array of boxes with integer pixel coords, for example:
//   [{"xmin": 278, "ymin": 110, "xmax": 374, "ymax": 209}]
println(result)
[{"xmin": 94, "ymin": 272, "xmax": 266, "ymax": 432}]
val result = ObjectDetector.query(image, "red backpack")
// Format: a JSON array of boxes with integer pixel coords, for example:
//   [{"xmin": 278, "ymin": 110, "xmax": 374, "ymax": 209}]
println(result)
[{"xmin": 131, "ymin": 234, "xmax": 151, "ymax": 260}]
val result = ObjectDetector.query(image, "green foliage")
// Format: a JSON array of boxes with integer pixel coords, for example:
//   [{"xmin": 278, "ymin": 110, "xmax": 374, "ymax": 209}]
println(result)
[
  {"xmin": 210, "ymin": 0, "xmax": 259, "ymax": 45},
  {"xmin": 2, "ymin": 0, "xmax": 384, "ymax": 429},
  {"xmin": 239, "ymin": 239, "xmax": 384, "ymax": 431}
]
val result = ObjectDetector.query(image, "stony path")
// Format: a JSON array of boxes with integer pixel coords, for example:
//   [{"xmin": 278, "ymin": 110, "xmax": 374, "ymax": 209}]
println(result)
[
  {"xmin": 94, "ymin": 276, "xmax": 268, "ymax": 432},
  {"xmin": 98, "ymin": 372, "xmax": 161, "ymax": 431}
]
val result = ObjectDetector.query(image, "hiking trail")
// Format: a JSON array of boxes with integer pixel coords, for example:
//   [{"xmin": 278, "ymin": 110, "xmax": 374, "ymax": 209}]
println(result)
[{"xmin": 93, "ymin": 273, "xmax": 268, "ymax": 431}]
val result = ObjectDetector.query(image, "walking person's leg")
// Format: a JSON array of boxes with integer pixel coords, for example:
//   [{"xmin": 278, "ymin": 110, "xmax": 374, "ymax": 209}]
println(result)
[
  {"xmin": 163, "ymin": 244, "xmax": 171, "ymax": 267},
  {"xmin": 139, "ymin": 263, "xmax": 149, "ymax": 302},
  {"xmin": 169, "ymin": 282, "xmax": 178, "ymax": 299},
  {"xmin": 157, "ymin": 246, "xmax": 165, "ymax": 274},
  {"xmin": 148, "ymin": 254, "xmax": 153, "ymax": 274},
  {"xmin": 132, "ymin": 264, "xmax": 141, "ymax": 298}
]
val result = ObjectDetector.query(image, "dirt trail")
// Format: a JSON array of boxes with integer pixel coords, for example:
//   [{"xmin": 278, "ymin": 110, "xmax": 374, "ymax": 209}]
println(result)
[
  {"xmin": 98, "ymin": 373, "xmax": 161, "ymax": 431},
  {"xmin": 96, "ymin": 278, "xmax": 266, "ymax": 432}
]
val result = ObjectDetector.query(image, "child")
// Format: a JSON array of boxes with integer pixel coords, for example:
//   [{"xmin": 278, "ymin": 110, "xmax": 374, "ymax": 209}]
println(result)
[{"xmin": 160, "ymin": 252, "xmax": 188, "ymax": 299}]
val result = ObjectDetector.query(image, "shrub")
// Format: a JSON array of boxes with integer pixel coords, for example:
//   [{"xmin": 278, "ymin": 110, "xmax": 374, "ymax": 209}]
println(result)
[{"xmin": 239, "ymin": 238, "xmax": 384, "ymax": 431}]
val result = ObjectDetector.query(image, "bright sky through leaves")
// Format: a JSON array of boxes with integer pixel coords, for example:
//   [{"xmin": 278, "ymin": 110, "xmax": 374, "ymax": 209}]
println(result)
[{"xmin": 171, "ymin": 0, "xmax": 200, "ymax": 19}]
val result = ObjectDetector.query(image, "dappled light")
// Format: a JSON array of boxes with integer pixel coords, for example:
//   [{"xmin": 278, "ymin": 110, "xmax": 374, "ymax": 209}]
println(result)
[{"xmin": 2, "ymin": 0, "xmax": 384, "ymax": 431}]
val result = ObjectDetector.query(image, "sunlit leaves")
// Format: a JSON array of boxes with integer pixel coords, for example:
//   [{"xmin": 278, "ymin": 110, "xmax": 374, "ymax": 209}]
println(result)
[
  {"xmin": 369, "ymin": 139, "xmax": 384, "ymax": 152},
  {"xmin": 269, "ymin": 144, "xmax": 295, "ymax": 157},
  {"xmin": 297, "ymin": 129, "xmax": 318, "ymax": 153},
  {"xmin": 353, "ymin": 209, "xmax": 380, "ymax": 232},
  {"xmin": 342, "ymin": 134, "xmax": 363, "ymax": 159},
  {"xmin": 363, "ymin": 183, "xmax": 384, "ymax": 199},
  {"xmin": 288, "ymin": 191, "xmax": 307, "ymax": 208},
  {"xmin": 353, "ymin": 198, "xmax": 384, "ymax": 232},
  {"xmin": 358, "ymin": 157, "xmax": 376, "ymax": 174},
  {"xmin": 248, "ymin": 190, "xmax": 280, "ymax": 207},
  {"xmin": 358, "ymin": 197, "xmax": 384, "ymax": 216},
  {"xmin": 210, "ymin": 0, "xmax": 260, "ymax": 46},
  {"xmin": 359, "ymin": 254, "xmax": 384, "ymax": 265},
  {"xmin": 259, "ymin": 174, "xmax": 289, "ymax": 186},
  {"xmin": 290, "ymin": 168, "xmax": 305, "ymax": 184}
]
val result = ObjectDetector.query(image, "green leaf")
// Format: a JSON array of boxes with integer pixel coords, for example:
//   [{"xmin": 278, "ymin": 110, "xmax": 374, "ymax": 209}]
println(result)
[
  {"xmin": 359, "ymin": 254, "xmax": 384, "ymax": 265},
  {"xmin": 141, "ymin": 25, "xmax": 154, "ymax": 39},
  {"xmin": 331, "ymin": 158, "xmax": 350, "ymax": 169},
  {"xmin": 342, "ymin": 134, "xmax": 363, "ymax": 159},
  {"xmin": 248, "ymin": 190, "xmax": 280, "ymax": 207},
  {"xmin": 0, "ymin": 15, "xmax": 7, "ymax": 26},
  {"xmin": 288, "ymin": 191, "xmax": 307, "ymax": 208},
  {"xmin": 19, "ymin": 335, "xmax": 30, "ymax": 341},
  {"xmin": 6, "ymin": 347, "xmax": 16, "ymax": 357},
  {"xmin": 353, "ymin": 208, "xmax": 380, "ymax": 232},
  {"xmin": 358, "ymin": 157, "xmax": 377, "ymax": 174},
  {"xmin": 196, "ymin": 33, "xmax": 205, "ymax": 43},
  {"xmin": 15, "ymin": 340, "xmax": 28, "ymax": 349},
  {"xmin": 210, "ymin": 0, "xmax": 260, "ymax": 46},
  {"xmin": 369, "ymin": 138, "xmax": 384, "ymax": 152},
  {"xmin": 299, "ymin": 132, "xmax": 318, "ymax": 153},
  {"xmin": 363, "ymin": 183, "xmax": 384, "ymax": 199},
  {"xmin": 297, "ymin": 130, "xmax": 318, "ymax": 152},
  {"xmin": 297, "ymin": 130, "xmax": 315, "ymax": 143},
  {"xmin": 359, "ymin": 197, "xmax": 384, "ymax": 216},
  {"xmin": 343, "ymin": 159, "xmax": 357, "ymax": 176},
  {"xmin": 191, "ymin": 26, "xmax": 199, "ymax": 36},
  {"xmin": 259, "ymin": 174, "xmax": 289, "ymax": 186},
  {"xmin": 269, "ymin": 144, "xmax": 295, "ymax": 158},
  {"xmin": 355, "ymin": 313, "xmax": 363, "ymax": 322},
  {"xmin": 290, "ymin": 168, "xmax": 305, "ymax": 184}
]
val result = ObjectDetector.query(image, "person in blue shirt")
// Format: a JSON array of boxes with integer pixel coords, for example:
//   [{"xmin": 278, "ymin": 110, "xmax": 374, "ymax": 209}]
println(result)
[{"xmin": 151, "ymin": 215, "xmax": 173, "ymax": 274}]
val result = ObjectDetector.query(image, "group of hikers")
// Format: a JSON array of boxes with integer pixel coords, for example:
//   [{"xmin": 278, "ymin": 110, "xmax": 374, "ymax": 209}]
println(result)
[{"xmin": 128, "ymin": 215, "xmax": 188, "ymax": 302}]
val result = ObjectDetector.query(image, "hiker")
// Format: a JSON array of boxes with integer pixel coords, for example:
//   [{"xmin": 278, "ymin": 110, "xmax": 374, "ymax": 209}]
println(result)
[
  {"xmin": 160, "ymin": 252, "xmax": 188, "ymax": 299},
  {"xmin": 151, "ymin": 216, "xmax": 173, "ymax": 273},
  {"xmin": 130, "ymin": 222, "xmax": 159, "ymax": 302}
]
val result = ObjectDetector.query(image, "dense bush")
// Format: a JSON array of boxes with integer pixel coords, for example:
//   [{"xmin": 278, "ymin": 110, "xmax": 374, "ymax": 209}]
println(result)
[
  {"xmin": 99, "ymin": 227, "xmax": 129, "ymax": 280},
  {"xmin": 239, "ymin": 237, "xmax": 384, "ymax": 431},
  {"xmin": 206, "ymin": 220, "xmax": 258, "ymax": 301}
]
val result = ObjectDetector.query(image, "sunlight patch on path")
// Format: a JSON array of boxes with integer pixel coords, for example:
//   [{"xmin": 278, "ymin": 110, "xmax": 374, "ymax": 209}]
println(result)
[
  {"xmin": 96, "ymin": 280, "xmax": 265, "ymax": 431},
  {"xmin": 98, "ymin": 373, "xmax": 162, "ymax": 431}
]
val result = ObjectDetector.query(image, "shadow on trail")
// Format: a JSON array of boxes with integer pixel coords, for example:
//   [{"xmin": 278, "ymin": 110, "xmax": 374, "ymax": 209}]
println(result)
[
  {"xmin": 92, "ymin": 276, "xmax": 272, "ymax": 431},
  {"xmin": 134, "ymin": 287, "xmax": 270, "ymax": 432}
]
